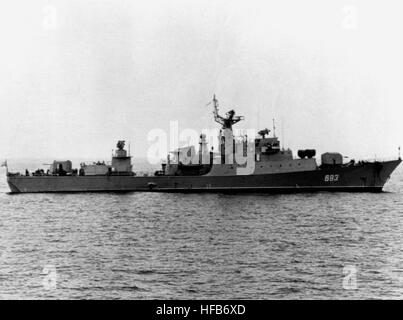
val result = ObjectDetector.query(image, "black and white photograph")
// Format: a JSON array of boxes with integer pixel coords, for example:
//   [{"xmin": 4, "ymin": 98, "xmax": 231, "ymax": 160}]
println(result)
[{"xmin": 0, "ymin": 0, "xmax": 402, "ymax": 306}]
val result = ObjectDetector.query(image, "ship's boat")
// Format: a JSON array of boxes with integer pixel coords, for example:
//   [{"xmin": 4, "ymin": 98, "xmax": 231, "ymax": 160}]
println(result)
[
  {"xmin": 4, "ymin": 96, "xmax": 402, "ymax": 193},
  {"xmin": 298, "ymin": 149, "xmax": 316, "ymax": 159}
]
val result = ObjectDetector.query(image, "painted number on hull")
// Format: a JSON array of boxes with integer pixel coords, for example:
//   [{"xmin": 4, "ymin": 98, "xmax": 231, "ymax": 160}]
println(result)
[{"xmin": 324, "ymin": 174, "xmax": 339, "ymax": 182}]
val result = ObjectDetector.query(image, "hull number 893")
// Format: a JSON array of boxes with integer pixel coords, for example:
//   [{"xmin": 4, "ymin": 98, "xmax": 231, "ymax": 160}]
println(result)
[{"xmin": 324, "ymin": 174, "xmax": 339, "ymax": 182}]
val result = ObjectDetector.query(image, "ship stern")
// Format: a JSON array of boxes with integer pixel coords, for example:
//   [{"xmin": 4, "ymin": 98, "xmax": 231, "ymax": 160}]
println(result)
[{"xmin": 6, "ymin": 176, "xmax": 22, "ymax": 193}]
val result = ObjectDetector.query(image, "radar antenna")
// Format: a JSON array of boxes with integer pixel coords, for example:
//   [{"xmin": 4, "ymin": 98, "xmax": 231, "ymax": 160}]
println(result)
[
  {"xmin": 211, "ymin": 94, "xmax": 244, "ymax": 130},
  {"xmin": 258, "ymin": 128, "xmax": 270, "ymax": 138},
  {"xmin": 116, "ymin": 140, "xmax": 125, "ymax": 151}
]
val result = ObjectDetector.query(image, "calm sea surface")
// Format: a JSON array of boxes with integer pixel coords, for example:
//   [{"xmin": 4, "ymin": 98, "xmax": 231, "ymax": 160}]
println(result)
[{"xmin": 0, "ymin": 160, "xmax": 402, "ymax": 299}]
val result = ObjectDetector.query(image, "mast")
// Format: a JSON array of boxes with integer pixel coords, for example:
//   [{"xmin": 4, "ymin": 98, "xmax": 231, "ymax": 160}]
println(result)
[
  {"xmin": 211, "ymin": 94, "xmax": 244, "ymax": 131},
  {"xmin": 209, "ymin": 95, "xmax": 245, "ymax": 165},
  {"xmin": 1, "ymin": 160, "xmax": 7, "ymax": 176},
  {"xmin": 213, "ymin": 94, "xmax": 219, "ymax": 119},
  {"xmin": 212, "ymin": 94, "xmax": 222, "ymax": 126}
]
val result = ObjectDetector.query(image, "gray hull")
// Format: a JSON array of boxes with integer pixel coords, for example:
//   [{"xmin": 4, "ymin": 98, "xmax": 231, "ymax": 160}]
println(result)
[{"xmin": 7, "ymin": 159, "xmax": 401, "ymax": 193}]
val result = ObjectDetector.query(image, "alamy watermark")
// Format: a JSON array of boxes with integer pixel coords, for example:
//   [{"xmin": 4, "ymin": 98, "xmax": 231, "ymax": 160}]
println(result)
[
  {"xmin": 42, "ymin": 5, "xmax": 58, "ymax": 30},
  {"xmin": 342, "ymin": 265, "xmax": 358, "ymax": 290},
  {"xmin": 146, "ymin": 121, "xmax": 258, "ymax": 175},
  {"xmin": 342, "ymin": 5, "xmax": 358, "ymax": 30},
  {"xmin": 42, "ymin": 265, "xmax": 57, "ymax": 290}
]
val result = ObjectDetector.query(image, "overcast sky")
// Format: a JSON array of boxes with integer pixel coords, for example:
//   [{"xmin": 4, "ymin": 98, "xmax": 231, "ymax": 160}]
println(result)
[{"xmin": 0, "ymin": 0, "xmax": 402, "ymax": 162}]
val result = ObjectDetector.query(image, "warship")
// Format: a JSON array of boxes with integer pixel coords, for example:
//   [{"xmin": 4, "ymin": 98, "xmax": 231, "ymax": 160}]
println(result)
[{"xmin": 4, "ymin": 96, "xmax": 401, "ymax": 193}]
